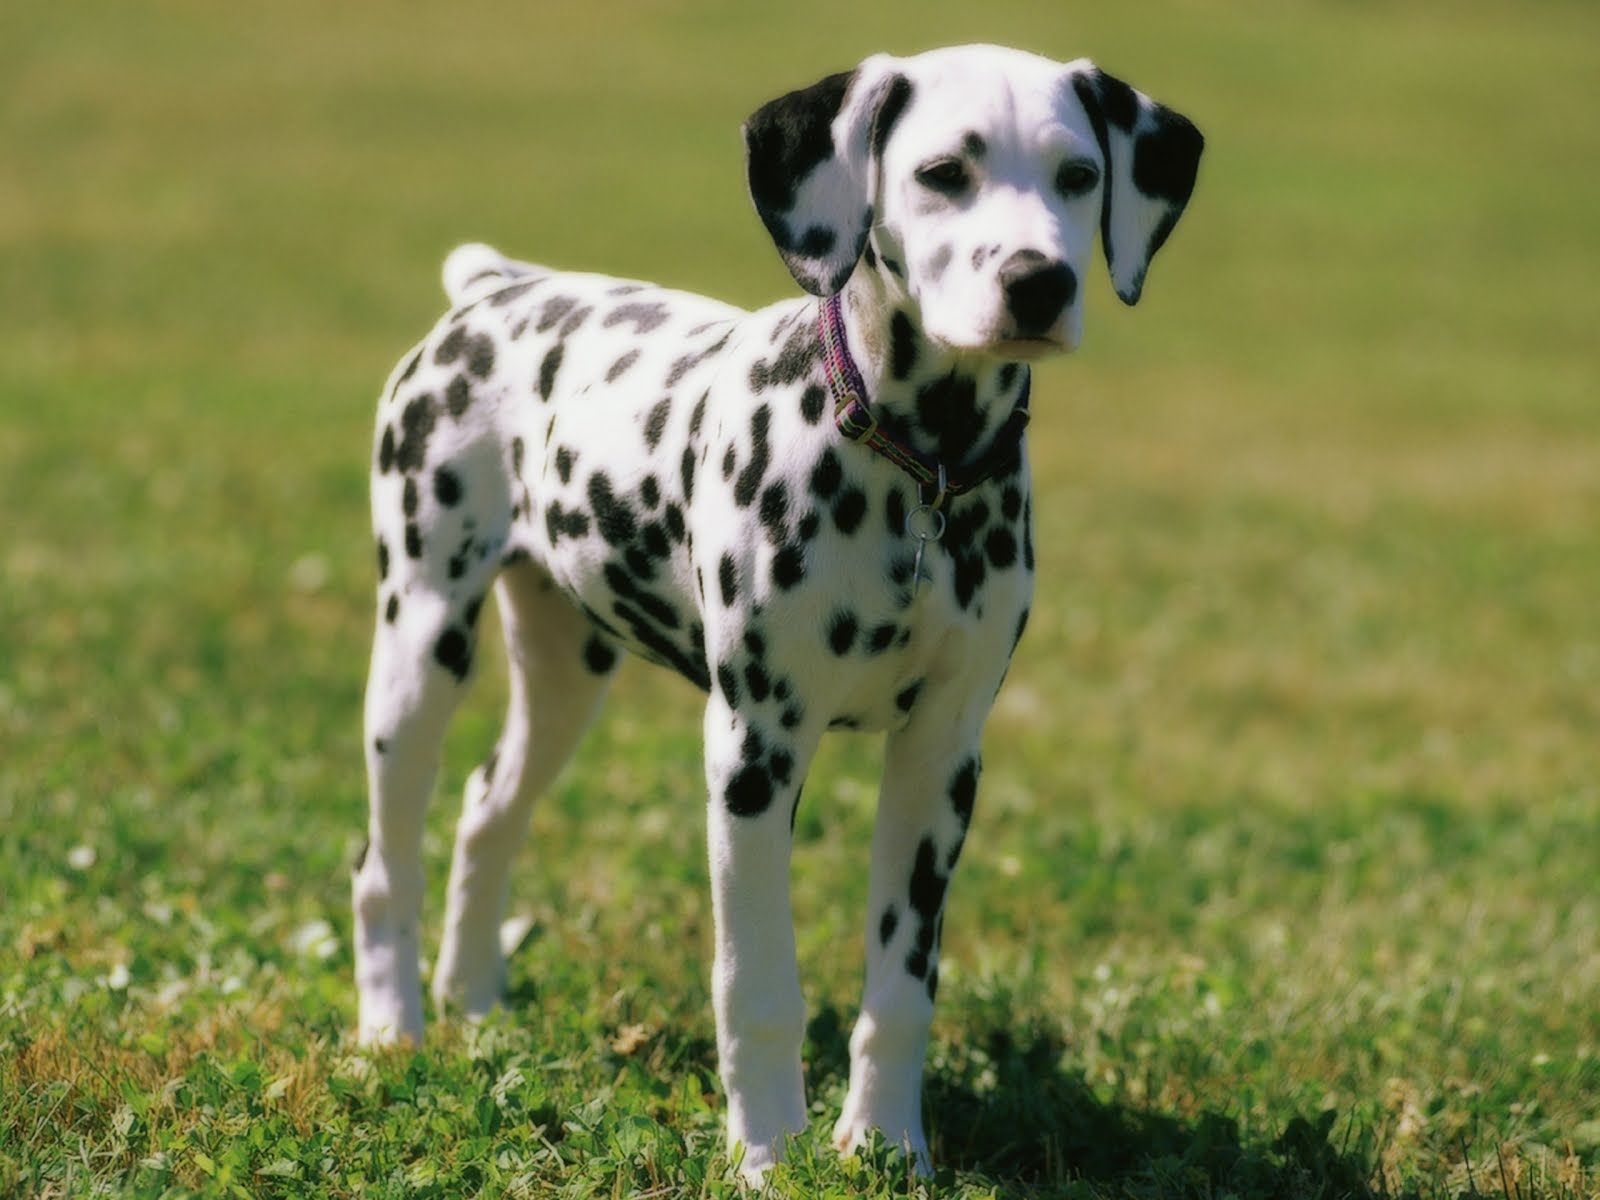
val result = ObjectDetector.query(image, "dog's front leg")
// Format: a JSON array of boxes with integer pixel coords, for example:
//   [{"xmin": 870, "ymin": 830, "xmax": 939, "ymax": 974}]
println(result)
[
  {"xmin": 834, "ymin": 711, "xmax": 987, "ymax": 1174},
  {"xmin": 703, "ymin": 694, "xmax": 816, "ymax": 1181}
]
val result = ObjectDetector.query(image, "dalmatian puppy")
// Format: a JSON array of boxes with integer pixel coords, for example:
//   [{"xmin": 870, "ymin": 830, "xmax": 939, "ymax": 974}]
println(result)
[{"xmin": 353, "ymin": 44, "xmax": 1202, "ymax": 1179}]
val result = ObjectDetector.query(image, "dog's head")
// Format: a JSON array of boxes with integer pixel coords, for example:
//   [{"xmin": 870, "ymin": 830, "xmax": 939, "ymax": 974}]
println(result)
[{"xmin": 744, "ymin": 45, "xmax": 1203, "ymax": 359}]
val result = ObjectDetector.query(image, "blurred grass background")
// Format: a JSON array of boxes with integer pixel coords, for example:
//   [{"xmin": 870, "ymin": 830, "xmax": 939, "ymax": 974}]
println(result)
[{"xmin": 2, "ymin": 1, "xmax": 1597, "ymax": 1196}]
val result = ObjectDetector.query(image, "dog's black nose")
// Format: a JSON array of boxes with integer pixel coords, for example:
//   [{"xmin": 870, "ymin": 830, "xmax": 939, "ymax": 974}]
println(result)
[{"xmin": 999, "ymin": 250, "xmax": 1076, "ymax": 336}]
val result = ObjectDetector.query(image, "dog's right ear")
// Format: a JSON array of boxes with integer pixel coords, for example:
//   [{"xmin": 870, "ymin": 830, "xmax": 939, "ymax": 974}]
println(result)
[{"xmin": 743, "ymin": 58, "xmax": 911, "ymax": 297}]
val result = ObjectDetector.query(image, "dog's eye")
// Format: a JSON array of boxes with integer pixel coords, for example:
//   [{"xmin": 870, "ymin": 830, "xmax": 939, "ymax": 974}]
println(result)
[
  {"xmin": 1055, "ymin": 160, "xmax": 1100, "ymax": 197},
  {"xmin": 916, "ymin": 159, "xmax": 971, "ymax": 196}
]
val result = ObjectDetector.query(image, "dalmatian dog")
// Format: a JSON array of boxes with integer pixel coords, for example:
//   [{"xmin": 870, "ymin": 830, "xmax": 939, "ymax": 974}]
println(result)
[{"xmin": 353, "ymin": 44, "xmax": 1201, "ymax": 1179}]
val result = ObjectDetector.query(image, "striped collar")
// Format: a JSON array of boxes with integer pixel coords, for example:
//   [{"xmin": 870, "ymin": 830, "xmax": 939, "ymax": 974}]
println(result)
[{"xmin": 818, "ymin": 292, "xmax": 1031, "ymax": 508}]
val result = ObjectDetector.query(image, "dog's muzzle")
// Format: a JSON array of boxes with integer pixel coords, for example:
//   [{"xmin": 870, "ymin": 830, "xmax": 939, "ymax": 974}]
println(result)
[{"xmin": 999, "ymin": 250, "xmax": 1077, "ymax": 338}]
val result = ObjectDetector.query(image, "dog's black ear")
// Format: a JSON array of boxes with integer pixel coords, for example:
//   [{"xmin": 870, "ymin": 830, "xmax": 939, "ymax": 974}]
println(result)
[
  {"xmin": 1069, "ymin": 63, "xmax": 1204, "ymax": 306},
  {"xmin": 743, "ymin": 58, "xmax": 912, "ymax": 296}
]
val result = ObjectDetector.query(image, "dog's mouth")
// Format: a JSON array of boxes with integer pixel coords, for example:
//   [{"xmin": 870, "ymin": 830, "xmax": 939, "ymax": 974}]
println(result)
[{"xmin": 987, "ymin": 336, "xmax": 1071, "ymax": 362}]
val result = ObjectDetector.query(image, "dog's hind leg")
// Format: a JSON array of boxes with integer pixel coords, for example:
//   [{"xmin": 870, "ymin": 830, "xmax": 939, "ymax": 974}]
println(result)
[
  {"xmin": 354, "ymin": 577, "xmax": 487, "ymax": 1045},
  {"xmin": 433, "ymin": 559, "xmax": 619, "ymax": 1018}
]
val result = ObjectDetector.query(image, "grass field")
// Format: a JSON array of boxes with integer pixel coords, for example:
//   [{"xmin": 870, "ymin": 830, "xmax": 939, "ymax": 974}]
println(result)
[{"xmin": 3, "ymin": 0, "xmax": 1598, "ymax": 1195}]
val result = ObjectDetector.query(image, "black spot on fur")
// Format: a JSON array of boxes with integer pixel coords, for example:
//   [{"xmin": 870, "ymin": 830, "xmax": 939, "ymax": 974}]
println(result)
[
  {"xmin": 750, "ymin": 320, "xmax": 822, "ymax": 393},
  {"xmin": 434, "ymin": 326, "xmax": 466, "ymax": 367},
  {"xmin": 538, "ymin": 295, "xmax": 579, "ymax": 333},
  {"xmin": 488, "ymin": 280, "xmax": 537, "ymax": 306},
  {"xmin": 985, "ymin": 527, "xmax": 1017, "ymax": 569},
  {"xmin": 905, "ymin": 835, "xmax": 948, "ymax": 980},
  {"xmin": 732, "ymin": 405, "xmax": 772, "ymax": 508},
  {"xmin": 949, "ymin": 757, "xmax": 979, "ymax": 828},
  {"xmin": 826, "ymin": 610, "xmax": 857, "ymax": 655},
  {"xmin": 588, "ymin": 472, "xmax": 637, "ymax": 546},
  {"xmin": 1001, "ymin": 485, "xmax": 1023, "ymax": 522},
  {"xmin": 872, "ymin": 74, "xmax": 915, "ymax": 160},
  {"xmin": 798, "ymin": 510, "xmax": 821, "ymax": 541},
  {"xmin": 772, "ymin": 544, "xmax": 806, "ymax": 590},
  {"xmin": 435, "ymin": 627, "xmax": 472, "ymax": 681},
  {"xmin": 717, "ymin": 663, "xmax": 741, "ymax": 708},
  {"xmin": 744, "ymin": 660, "xmax": 772, "ymax": 702},
  {"xmin": 797, "ymin": 226, "xmax": 835, "ymax": 257},
  {"xmin": 885, "ymin": 486, "xmax": 907, "ymax": 537},
  {"xmin": 759, "ymin": 481, "xmax": 788, "ymax": 544},
  {"xmin": 725, "ymin": 763, "xmax": 774, "ymax": 816},
  {"xmin": 538, "ymin": 342, "xmax": 564, "ymax": 401},
  {"xmin": 641, "ymin": 522, "xmax": 669, "ymax": 559},
  {"xmin": 467, "ymin": 334, "xmax": 494, "ymax": 379},
  {"xmin": 832, "ymin": 487, "xmax": 867, "ymax": 535},
  {"xmin": 434, "ymin": 466, "xmax": 462, "ymax": 507},
  {"xmin": 378, "ymin": 426, "xmax": 396, "ymax": 473},
  {"xmin": 604, "ymin": 302, "xmax": 671, "ymax": 335},
  {"xmin": 681, "ymin": 447, "xmax": 697, "ymax": 504},
  {"xmin": 666, "ymin": 332, "xmax": 733, "ymax": 388},
  {"xmin": 880, "ymin": 905, "xmax": 899, "ymax": 947},
  {"xmin": 640, "ymin": 475, "xmax": 660, "ymax": 509},
  {"xmin": 866, "ymin": 622, "xmax": 898, "ymax": 654},
  {"xmin": 556, "ymin": 446, "xmax": 575, "ymax": 483},
  {"xmin": 405, "ymin": 523, "xmax": 422, "ymax": 559},
  {"xmin": 916, "ymin": 372, "xmax": 983, "ymax": 467},
  {"xmin": 800, "ymin": 384, "xmax": 827, "ymax": 425},
  {"xmin": 583, "ymin": 633, "xmax": 619, "ymax": 675},
  {"xmin": 890, "ymin": 311, "xmax": 919, "ymax": 380},
  {"xmin": 895, "ymin": 679, "xmax": 923, "ymax": 713},
  {"xmin": 385, "ymin": 593, "xmax": 399, "ymax": 624},
  {"xmin": 644, "ymin": 398, "xmax": 672, "ymax": 450},
  {"xmin": 545, "ymin": 501, "xmax": 590, "ymax": 544},
  {"xmin": 445, "ymin": 374, "xmax": 472, "ymax": 418},
  {"xmin": 809, "ymin": 449, "xmax": 842, "ymax": 500},
  {"xmin": 395, "ymin": 393, "xmax": 438, "ymax": 473},
  {"xmin": 769, "ymin": 747, "xmax": 793, "ymax": 786},
  {"xmin": 396, "ymin": 349, "xmax": 423, "ymax": 387},
  {"xmin": 376, "ymin": 538, "xmax": 390, "ymax": 580},
  {"xmin": 402, "ymin": 477, "xmax": 419, "ymax": 518},
  {"xmin": 606, "ymin": 349, "xmax": 641, "ymax": 383},
  {"xmin": 558, "ymin": 304, "xmax": 591, "ymax": 339},
  {"xmin": 718, "ymin": 554, "xmax": 739, "ymax": 607}
]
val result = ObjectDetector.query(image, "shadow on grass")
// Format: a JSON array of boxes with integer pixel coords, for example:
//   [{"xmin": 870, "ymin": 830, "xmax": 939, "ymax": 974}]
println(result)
[{"xmin": 806, "ymin": 1005, "xmax": 1393, "ymax": 1199}]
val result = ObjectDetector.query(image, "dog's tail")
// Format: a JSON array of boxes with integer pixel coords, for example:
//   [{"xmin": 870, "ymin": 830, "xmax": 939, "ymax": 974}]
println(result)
[{"xmin": 441, "ymin": 242, "xmax": 547, "ymax": 306}]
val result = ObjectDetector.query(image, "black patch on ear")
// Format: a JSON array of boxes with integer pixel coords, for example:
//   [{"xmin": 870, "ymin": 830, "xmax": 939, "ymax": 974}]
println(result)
[
  {"xmin": 745, "ymin": 71, "xmax": 854, "ymax": 218},
  {"xmin": 1073, "ymin": 73, "xmax": 1118, "ymax": 273},
  {"xmin": 1133, "ymin": 112, "xmax": 1205, "ymax": 258},
  {"xmin": 870, "ymin": 74, "xmax": 914, "ymax": 160},
  {"xmin": 1093, "ymin": 68, "xmax": 1140, "ymax": 132},
  {"xmin": 798, "ymin": 227, "xmax": 836, "ymax": 257},
  {"xmin": 745, "ymin": 69, "xmax": 913, "ymax": 297}
]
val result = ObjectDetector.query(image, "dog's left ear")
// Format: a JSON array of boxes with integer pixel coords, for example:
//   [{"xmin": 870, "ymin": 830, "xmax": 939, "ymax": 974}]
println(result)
[
  {"xmin": 1070, "ymin": 63, "xmax": 1204, "ymax": 306},
  {"xmin": 743, "ymin": 57, "xmax": 911, "ymax": 296}
]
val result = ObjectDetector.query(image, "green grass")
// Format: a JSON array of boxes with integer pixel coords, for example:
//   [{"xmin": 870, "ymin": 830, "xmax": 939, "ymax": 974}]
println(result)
[{"xmin": 3, "ymin": 0, "xmax": 1598, "ymax": 1195}]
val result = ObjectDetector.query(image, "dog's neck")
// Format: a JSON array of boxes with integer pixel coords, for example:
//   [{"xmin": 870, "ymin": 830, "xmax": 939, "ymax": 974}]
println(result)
[{"xmin": 833, "ymin": 267, "xmax": 1029, "ymax": 479}]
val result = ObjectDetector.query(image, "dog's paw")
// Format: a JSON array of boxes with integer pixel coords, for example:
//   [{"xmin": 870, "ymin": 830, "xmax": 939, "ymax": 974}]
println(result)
[{"xmin": 832, "ymin": 1112, "xmax": 932, "ymax": 1178}]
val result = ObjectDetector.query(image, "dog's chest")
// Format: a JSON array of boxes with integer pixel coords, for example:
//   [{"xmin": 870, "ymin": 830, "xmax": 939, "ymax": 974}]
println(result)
[{"xmin": 467, "ymin": 275, "xmax": 1030, "ymax": 726}]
